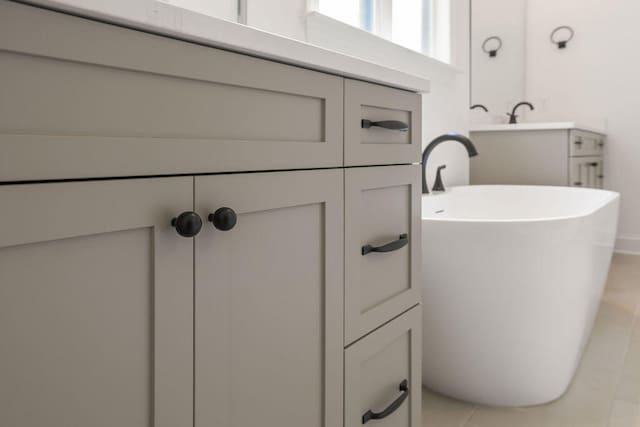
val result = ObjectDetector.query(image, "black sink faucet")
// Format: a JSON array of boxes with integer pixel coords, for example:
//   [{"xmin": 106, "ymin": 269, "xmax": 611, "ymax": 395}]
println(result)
[
  {"xmin": 471, "ymin": 104, "xmax": 489, "ymax": 112},
  {"xmin": 422, "ymin": 134, "xmax": 478, "ymax": 194},
  {"xmin": 507, "ymin": 102, "xmax": 534, "ymax": 124}
]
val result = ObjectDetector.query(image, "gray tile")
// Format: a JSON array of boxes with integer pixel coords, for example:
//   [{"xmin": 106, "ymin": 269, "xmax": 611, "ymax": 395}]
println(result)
[
  {"xmin": 422, "ymin": 387, "xmax": 476, "ymax": 427},
  {"xmin": 608, "ymin": 400, "xmax": 640, "ymax": 427}
]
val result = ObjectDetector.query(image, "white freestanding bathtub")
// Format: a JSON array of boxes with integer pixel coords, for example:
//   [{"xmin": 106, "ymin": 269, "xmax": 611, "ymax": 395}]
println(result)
[{"xmin": 421, "ymin": 185, "xmax": 620, "ymax": 407}]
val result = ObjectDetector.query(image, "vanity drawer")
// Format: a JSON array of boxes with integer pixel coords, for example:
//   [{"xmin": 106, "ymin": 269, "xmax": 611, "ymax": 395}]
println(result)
[
  {"xmin": 345, "ymin": 165, "xmax": 421, "ymax": 344},
  {"xmin": 345, "ymin": 306, "xmax": 421, "ymax": 427},
  {"xmin": 0, "ymin": 2, "xmax": 343, "ymax": 181},
  {"xmin": 344, "ymin": 79, "xmax": 422, "ymax": 166},
  {"xmin": 570, "ymin": 156, "xmax": 604, "ymax": 189},
  {"xmin": 569, "ymin": 130, "xmax": 605, "ymax": 157}
]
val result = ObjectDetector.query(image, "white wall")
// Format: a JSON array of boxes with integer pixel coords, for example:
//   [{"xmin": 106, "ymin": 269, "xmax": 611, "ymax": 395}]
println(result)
[
  {"xmin": 470, "ymin": 0, "xmax": 527, "ymax": 123},
  {"xmin": 525, "ymin": 0, "xmax": 640, "ymax": 253}
]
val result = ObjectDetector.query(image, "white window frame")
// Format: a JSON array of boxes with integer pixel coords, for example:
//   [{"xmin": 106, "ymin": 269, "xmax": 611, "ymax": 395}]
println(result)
[{"xmin": 308, "ymin": 0, "xmax": 449, "ymax": 61}]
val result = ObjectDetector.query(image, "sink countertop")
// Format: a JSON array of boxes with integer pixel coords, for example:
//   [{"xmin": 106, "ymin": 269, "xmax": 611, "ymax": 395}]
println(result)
[
  {"xmin": 470, "ymin": 122, "xmax": 607, "ymax": 135},
  {"xmin": 25, "ymin": 0, "xmax": 431, "ymax": 93}
]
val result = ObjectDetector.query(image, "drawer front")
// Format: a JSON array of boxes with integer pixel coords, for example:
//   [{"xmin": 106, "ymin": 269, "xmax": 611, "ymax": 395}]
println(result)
[
  {"xmin": 569, "ymin": 130, "xmax": 605, "ymax": 157},
  {"xmin": 0, "ymin": 2, "xmax": 343, "ymax": 181},
  {"xmin": 345, "ymin": 307, "xmax": 421, "ymax": 427},
  {"xmin": 345, "ymin": 79, "xmax": 422, "ymax": 166},
  {"xmin": 345, "ymin": 165, "xmax": 421, "ymax": 344},
  {"xmin": 570, "ymin": 156, "xmax": 604, "ymax": 189}
]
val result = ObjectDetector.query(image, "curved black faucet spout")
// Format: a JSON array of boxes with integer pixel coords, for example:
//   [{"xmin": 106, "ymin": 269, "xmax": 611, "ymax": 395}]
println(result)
[
  {"xmin": 422, "ymin": 134, "xmax": 478, "ymax": 194},
  {"xmin": 471, "ymin": 104, "xmax": 489, "ymax": 112},
  {"xmin": 508, "ymin": 102, "xmax": 535, "ymax": 124}
]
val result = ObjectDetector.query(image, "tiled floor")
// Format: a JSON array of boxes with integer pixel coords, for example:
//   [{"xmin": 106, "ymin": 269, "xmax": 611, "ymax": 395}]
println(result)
[{"xmin": 422, "ymin": 253, "xmax": 640, "ymax": 427}]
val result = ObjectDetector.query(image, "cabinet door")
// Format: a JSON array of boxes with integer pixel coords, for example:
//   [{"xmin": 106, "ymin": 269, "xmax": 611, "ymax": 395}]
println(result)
[
  {"xmin": 0, "ymin": 178, "xmax": 194, "ymax": 427},
  {"xmin": 345, "ymin": 165, "xmax": 421, "ymax": 344},
  {"xmin": 345, "ymin": 306, "xmax": 421, "ymax": 427},
  {"xmin": 195, "ymin": 170, "xmax": 344, "ymax": 427}
]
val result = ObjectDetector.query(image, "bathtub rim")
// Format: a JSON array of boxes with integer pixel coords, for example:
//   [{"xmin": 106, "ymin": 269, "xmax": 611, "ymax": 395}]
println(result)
[{"xmin": 422, "ymin": 185, "xmax": 620, "ymax": 224}]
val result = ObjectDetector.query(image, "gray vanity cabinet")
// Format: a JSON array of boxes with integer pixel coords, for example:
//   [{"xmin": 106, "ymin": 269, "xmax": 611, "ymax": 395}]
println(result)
[
  {"xmin": 194, "ymin": 170, "xmax": 344, "ymax": 427},
  {"xmin": 0, "ymin": 3, "xmax": 422, "ymax": 427},
  {"xmin": 470, "ymin": 128, "xmax": 606, "ymax": 189},
  {"xmin": 0, "ymin": 178, "xmax": 195, "ymax": 427}
]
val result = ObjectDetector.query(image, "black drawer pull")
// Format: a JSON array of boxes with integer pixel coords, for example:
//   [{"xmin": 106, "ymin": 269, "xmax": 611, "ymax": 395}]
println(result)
[
  {"xmin": 362, "ymin": 380, "xmax": 409, "ymax": 424},
  {"xmin": 362, "ymin": 234, "xmax": 408, "ymax": 256},
  {"xmin": 361, "ymin": 119, "xmax": 409, "ymax": 132}
]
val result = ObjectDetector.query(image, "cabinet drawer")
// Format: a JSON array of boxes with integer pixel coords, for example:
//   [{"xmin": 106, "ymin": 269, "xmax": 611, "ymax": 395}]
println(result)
[
  {"xmin": 0, "ymin": 2, "xmax": 343, "ymax": 181},
  {"xmin": 570, "ymin": 156, "xmax": 604, "ymax": 189},
  {"xmin": 344, "ymin": 79, "xmax": 422, "ymax": 166},
  {"xmin": 345, "ymin": 306, "xmax": 421, "ymax": 427},
  {"xmin": 569, "ymin": 130, "xmax": 605, "ymax": 157},
  {"xmin": 345, "ymin": 165, "xmax": 421, "ymax": 344}
]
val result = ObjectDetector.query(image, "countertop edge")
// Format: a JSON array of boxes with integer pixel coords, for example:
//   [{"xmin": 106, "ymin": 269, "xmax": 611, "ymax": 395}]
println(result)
[
  {"xmin": 17, "ymin": 0, "xmax": 431, "ymax": 93},
  {"xmin": 470, "ymin": 122, "xmax": 607, "ymax": 135}
]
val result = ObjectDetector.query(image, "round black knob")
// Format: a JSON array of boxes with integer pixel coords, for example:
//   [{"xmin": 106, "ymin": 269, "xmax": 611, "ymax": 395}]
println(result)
[
  {"xmin": 171, "ymin": 211, "xmax": 203, "ymax": 237},
  {"xmin": 208, "ymin": 207, "xmax": 237, "ymax": 231}
]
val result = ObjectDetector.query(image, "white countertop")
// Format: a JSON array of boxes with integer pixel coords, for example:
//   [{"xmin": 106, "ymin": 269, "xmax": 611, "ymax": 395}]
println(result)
[
  {"xmin": 26, "ymin": 0, "xmax": 431, "ymax": 93},
  {"xmin": 470, "ymin": 122, "xmax": 607, "ymax": 135}
]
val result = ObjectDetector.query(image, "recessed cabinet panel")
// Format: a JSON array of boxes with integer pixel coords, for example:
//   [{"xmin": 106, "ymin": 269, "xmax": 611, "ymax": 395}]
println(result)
[
  {"xmin": 0, "ymin": 178, "xmax": 194, "ymax": 427},
  {"xmin": 345, "ymin": 306, "xmax": 421, "ymax": 427},
  {"xmin": 345, "ymin": 79, "xmax": 422, "ymax": 166},
  {"xmin": 0, "ymin": 1, "xmax": 343, "ymax": 181},
  {"xmin": 345, "ymin": 165, "xmax": 421, "ymax": 344},
  {"xmin": 194, "ymin": 170, "xmax": 343, "ymax": 427}
]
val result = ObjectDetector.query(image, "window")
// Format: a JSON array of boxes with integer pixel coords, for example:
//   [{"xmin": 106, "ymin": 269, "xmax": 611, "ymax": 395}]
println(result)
[{"xmin": 316, "ymin": 0, "xmax": 444, "ymax": 57}]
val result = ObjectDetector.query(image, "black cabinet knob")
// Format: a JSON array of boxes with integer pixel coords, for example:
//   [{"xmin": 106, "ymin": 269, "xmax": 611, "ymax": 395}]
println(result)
[
  {"xmin": 171, "ymin": 211, "xmax": 203, "ymax": 237},
  {"xmin": 208, "ymin": 207, "xmax": 237, "ymax": 231}
]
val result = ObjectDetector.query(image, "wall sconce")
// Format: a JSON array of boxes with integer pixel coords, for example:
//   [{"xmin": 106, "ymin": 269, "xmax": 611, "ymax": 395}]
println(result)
[
  {"xmin": 551, "ymin": 26, "xmax": 574, "ymax": 49},
  {"xmin": 482, "ymin": 36, "xmax": 503, "ymax": 57}
]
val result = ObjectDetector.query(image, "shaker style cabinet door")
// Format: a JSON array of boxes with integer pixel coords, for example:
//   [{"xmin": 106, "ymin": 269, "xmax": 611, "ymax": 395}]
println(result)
[
  {"xmin": 0, "ymin": 177, "xmax": 194, "ymax": 427},
  {"xmin": 344, "ymin": 165, "xmax": 422, "ymax": 344},
  {"xmin": 194, "ymin": 169, "xmax": 344, "ymax": 427}
]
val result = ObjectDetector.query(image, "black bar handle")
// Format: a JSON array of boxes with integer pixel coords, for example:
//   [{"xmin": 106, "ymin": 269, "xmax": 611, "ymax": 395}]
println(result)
[
  {"xmin": 361, "ymin": 119, "xmax": 409, "ymax": 132},
  {"xmin": 362, "ymin": 380, "xmax": 409, "ymax": 424},
  {"xmin": 362, "ymin": 234, "xmax": 408, "ymax": 256}
]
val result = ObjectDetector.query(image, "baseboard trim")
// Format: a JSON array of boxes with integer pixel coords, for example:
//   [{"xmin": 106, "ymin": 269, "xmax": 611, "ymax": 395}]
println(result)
[{"xmin": 615, "ymin": 235, "xmax": 640, "ymax": 255}]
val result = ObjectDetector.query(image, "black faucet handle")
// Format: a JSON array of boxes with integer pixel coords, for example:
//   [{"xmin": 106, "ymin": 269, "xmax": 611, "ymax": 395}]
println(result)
[{"xmin": 432, "ymin": 165, "xmax": 447, "ymax": 192}]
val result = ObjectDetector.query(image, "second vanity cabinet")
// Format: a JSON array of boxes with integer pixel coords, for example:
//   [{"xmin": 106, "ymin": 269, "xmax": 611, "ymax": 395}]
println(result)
[
  {"xmin": 470, "ymin": 126, "xmax": 606, "ymax": 189},
  {"xmin": 0, "ymin": 2, "xmax": 422, "ymax": 427}
]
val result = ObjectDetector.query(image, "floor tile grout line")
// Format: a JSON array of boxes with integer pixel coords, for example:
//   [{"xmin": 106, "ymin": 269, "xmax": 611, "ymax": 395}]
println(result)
[{"xmin": 459, "ymin": 405, "xmax": 478, "ymax": 427}]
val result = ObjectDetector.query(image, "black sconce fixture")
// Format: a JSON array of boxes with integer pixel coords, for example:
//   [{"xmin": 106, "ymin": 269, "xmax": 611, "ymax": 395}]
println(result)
[
  {"xmin": 551, "ymin": 26, "xmax": 574, "ymax": 49},
  {"xmin": 482, "ymin": 36, "xmax": 503, "ymax": 57}
]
